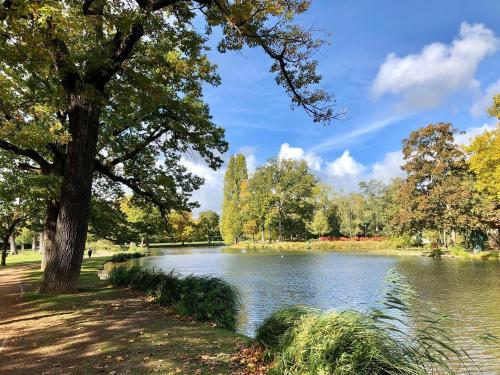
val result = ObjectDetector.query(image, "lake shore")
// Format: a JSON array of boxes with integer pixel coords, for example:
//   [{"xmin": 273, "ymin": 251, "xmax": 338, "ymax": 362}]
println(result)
[
  {"xmin": 228, "ymin": 241, "xmax": 500, "ymax": 260},
  {"xmin": 0, "ymin": 254, "xmax": 254, "ymax": 374}
]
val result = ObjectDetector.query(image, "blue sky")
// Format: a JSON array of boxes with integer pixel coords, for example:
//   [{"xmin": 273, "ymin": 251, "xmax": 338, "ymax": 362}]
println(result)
[{"xmin": 184, "ymin": 0, "xmax": 500, "ymax": 214}]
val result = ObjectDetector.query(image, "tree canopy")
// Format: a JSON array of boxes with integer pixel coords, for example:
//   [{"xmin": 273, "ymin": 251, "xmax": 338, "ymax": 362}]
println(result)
[{"xmin": 0, "ymin": 0, "xmax": 336, "ymax": 292}]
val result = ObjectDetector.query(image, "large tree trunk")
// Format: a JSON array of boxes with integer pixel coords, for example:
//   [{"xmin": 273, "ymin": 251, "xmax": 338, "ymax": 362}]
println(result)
[
  {"xmin": 41, "ymin": 201, "xmax": 60, "ymax": 271},
  {"xmin": 32, "ymin": 233, "xmax": 37, "ymax": 251},
  {"xmin": 9, "ymin": 234, "xmax": 17, "ymax": 255},
  {"xmin": 39, "ymin": 98, "xmax": 100, "ymax": 294}
]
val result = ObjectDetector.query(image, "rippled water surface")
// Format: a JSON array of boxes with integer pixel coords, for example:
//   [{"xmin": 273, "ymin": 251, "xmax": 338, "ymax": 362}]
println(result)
[{"xmin": 138, "ymin": 247, "xmax": 500, "ymax": 373}]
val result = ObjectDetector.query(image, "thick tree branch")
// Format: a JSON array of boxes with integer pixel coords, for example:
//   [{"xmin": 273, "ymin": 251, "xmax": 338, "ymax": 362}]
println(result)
[
  {"xmin": 46, "ymin": 23, "xmax": 82, "ymax": 94},
  {"xmin": 85, "ymin": 23, "xmax": 144, "ymax": 90},
  {"xmin": 94, "ymin": 161, "xmax": 168, "ymax": 217},
  {"xmin": 0, "ymin": 140, "xmax": 53, "ymax": 171}
]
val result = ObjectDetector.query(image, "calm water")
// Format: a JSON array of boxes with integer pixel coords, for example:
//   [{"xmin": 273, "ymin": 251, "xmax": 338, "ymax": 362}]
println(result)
[{"xmin": 138, "ymin": 247, "xmax": 500, "ymax": 373}]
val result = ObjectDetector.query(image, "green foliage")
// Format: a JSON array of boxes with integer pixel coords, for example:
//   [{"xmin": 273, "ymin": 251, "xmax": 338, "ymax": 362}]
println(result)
[
  {"xmin": 393, "ymin": 123, "xmax": 486, "ymax": 243},
  {"xmin": 255, "ymin": 306, "xmax": 316, "ymax": 352},
  {"xmin": 196, "ymin": 210, "xmax": 220, "ymax": 243},
  {"xmin": 109, "ymin": 252, "xmax": 145, "ymax": 263},
  {"xmin": 174, "ymin": 276, "xmax": 241, "ymax": 331},
  {"xmin": 243, "ymin": 158, "xmax": 317, "ymax": 242},
  {"xmin": 221, "ymin": 154, "xmax": 248, "ymax": 244},
  {"xmin": 466, "ymin": 126, "xmax": 500, "ymax": 201},
  {"xmin": 307, "ymin": 210, "xmax": 331, "ymax": 238},
  {"xmin": 108, "ymin": 265, "xmax": 240, "ymax": 331}
]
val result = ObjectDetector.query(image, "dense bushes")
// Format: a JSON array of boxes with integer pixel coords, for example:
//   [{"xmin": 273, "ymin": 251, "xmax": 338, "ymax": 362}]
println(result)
[
  {"xmin": 109, "ymin": 252, "xmax": 145, "ymax": 263},
  {"xmin": 107, "ymin": 265, "xmax": 240, "ymax": 330}
]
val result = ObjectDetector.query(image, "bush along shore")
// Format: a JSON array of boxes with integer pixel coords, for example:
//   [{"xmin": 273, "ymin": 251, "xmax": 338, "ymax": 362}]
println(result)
[
  {"xmin": 109, "ymin": 252, "xmax": 146, "ymax": 263},
  {"xmin": 107, "ymin": 265, "xmax": 240, "ymax": 331},
  {"xmin": 229, "ymin": 239, "xmax": 421, "ymax": 254}
]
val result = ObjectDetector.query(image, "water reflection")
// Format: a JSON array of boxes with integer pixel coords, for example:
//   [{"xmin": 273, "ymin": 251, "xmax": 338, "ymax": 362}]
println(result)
[{"xmin": 139, "ymin": 247, "xmax": 500, "ymax": 373}]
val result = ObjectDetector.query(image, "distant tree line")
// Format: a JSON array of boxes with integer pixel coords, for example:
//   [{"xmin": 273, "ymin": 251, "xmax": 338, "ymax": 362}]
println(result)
[{"xmin": 220, "ymin": 97, "xmax": 500, "ymax": 248}]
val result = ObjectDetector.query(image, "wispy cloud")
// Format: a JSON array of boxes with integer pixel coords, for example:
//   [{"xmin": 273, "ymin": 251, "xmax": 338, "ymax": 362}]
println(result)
[{"xmin": 310, "ymin": 113, "xmax": 412, "ymax": 153}]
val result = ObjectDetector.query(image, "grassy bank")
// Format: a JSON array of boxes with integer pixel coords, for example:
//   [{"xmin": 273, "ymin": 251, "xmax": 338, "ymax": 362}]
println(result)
[
  {"xmin": 230, "ymin": 241, "xmax": 500, "ymax": 260},
  {"xmin": 149, "ymin": 240, "xmax": 224, "ymax": 248},
  {"xmin": 229, "ymin": 240, "xmax": 423, "ymax": 256},
  {"xmin": 1, "ymin": 255, "xmax": 250, "ymax": 374}
]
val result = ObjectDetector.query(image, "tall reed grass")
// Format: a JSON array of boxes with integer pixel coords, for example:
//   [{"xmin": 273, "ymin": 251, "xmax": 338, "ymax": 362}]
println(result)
[{"xmin": 258, "ymin": 270, "xmax": 472, "ymax": 374}]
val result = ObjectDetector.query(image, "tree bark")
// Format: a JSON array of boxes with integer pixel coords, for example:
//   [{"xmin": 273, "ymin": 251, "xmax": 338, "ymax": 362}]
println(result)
[
  {"xmin": 1, "ymin": 237, "xmax": 8, "ymax": 266},
  {"xmin": 41, "ymin": 201, "xmax": 60, "ymax": 271},
  {"xmin": 32, "ymin": 233, "xmax": 37, "ymax": 251},
  {"xmin": 39, "ymin": 98, "xmax": 100, "ymax": 294},
  {"xmin": 9, "ymin": 234, "xmax": 17, "ymax": 255},
  {"xmin": 39, "ymin": 232, "xmax": 45, "ymax": 254}
]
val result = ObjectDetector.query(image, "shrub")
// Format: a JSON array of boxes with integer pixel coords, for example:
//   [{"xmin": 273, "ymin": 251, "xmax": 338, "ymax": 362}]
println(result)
[
  {"xmin": 110, "ymin": 252, "xmax": 144, "ymax": 263},
  {"xmin": 255, "ymin": 306, "xmax": 315, "ymax": 352},
  {"xmin": 107, "ymin": 265, "xmax": 240, "ymax": 331},
  {"xmin": 175, "ymin": 276, "xmax": 241, "ymax": 331}
]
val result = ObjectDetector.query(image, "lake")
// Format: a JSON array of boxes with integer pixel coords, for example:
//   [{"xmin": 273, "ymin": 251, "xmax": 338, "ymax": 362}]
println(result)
[{"xmin": 137, "ymin": 247, "xmax": 500, "ymax": 373}]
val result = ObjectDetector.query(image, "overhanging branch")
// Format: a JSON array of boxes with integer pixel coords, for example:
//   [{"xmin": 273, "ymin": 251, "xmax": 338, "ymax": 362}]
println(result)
[{"xmin": 0, "ymin": 140, "xmax": 53, "ymax": 171}]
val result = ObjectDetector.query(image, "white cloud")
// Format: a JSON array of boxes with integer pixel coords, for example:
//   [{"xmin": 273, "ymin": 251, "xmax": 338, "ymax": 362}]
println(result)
[
  {"xmin": 180, "ymin": 157, "xmax": 225, "ymax": 214},
  {"xmin": 278, "ymin": 143, "xmax": 323, "ymax": 171},
  {"xmin": 455, "ymin": 123, "xmax": 496, "ymax": 146},
  {"xmin": 238, "ymin": 146, "xmax": 258, "ymax": 174},
  {"xmin": 470, "ymin": 79, "xmax": 500, "ymax": 117},
  {"xmin": 325, "ymin": 150, "xmax": 365, "ymax": 178},
  {"xmin": 371, "ymin": 22, "xmax": 499, "ymax": 111},
  {"xmin": 369, "ymin": 151, "xmax": 405, "ymax": 182}
]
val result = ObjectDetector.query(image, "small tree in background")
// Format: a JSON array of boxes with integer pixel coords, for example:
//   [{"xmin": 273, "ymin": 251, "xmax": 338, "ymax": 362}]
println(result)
[
  {"xmin": 308, "ymin": 210, "xmax": 331, "ymax": 239},
  {"xmin": 197, "ymin": 211, "xmax": 220, "ymax": 244}
]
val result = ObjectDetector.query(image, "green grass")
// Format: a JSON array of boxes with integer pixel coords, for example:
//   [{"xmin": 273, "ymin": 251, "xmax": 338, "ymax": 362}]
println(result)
[
  {"xmin": 1, "ymin": 250, "xmax": 42, "ymax": 266},
  {"xmin": 108, "ymin": 265, "xmax": 241, "ymax": 331}
]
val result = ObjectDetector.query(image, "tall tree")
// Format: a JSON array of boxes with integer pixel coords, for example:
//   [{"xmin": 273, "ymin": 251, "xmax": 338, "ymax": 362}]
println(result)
[
  {"xmin": 0, "ymin": 0, "xmax": 336, "ymax": 293},
  {"xmin": 359, "ymin": 180, "xmax": 388, "ymax": 236},
  {"xmin": 396, "ymin": 123, "xmax": 478, "ymax": 245},
  {"xmin": 220, "ymin": 154, "xmax": 248, "ymax": 244},
  {"xmin": 261, "ymin": 158, "xmax": 316, "ymax": 240}
]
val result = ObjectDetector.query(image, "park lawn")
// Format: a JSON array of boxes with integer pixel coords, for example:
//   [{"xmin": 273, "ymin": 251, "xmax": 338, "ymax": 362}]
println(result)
[
  {"xmin": 2, "ymin": 250, "xmax": 42, "ymax": 266},
  {"xmin": 0, "ymin": 256, "xmax": 251, "ymax": 375}
]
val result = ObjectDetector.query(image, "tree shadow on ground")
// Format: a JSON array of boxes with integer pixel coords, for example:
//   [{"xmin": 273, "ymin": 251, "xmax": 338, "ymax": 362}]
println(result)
[{"xmin": 0, "ymin": 258, "xmax": 249, "ymax": 375}]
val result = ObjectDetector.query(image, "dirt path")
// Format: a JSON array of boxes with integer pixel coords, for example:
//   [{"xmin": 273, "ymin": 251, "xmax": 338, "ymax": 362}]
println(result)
[{"xmin": 0, "ymin": 261, "xmax": 256, "ymax": 375}]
